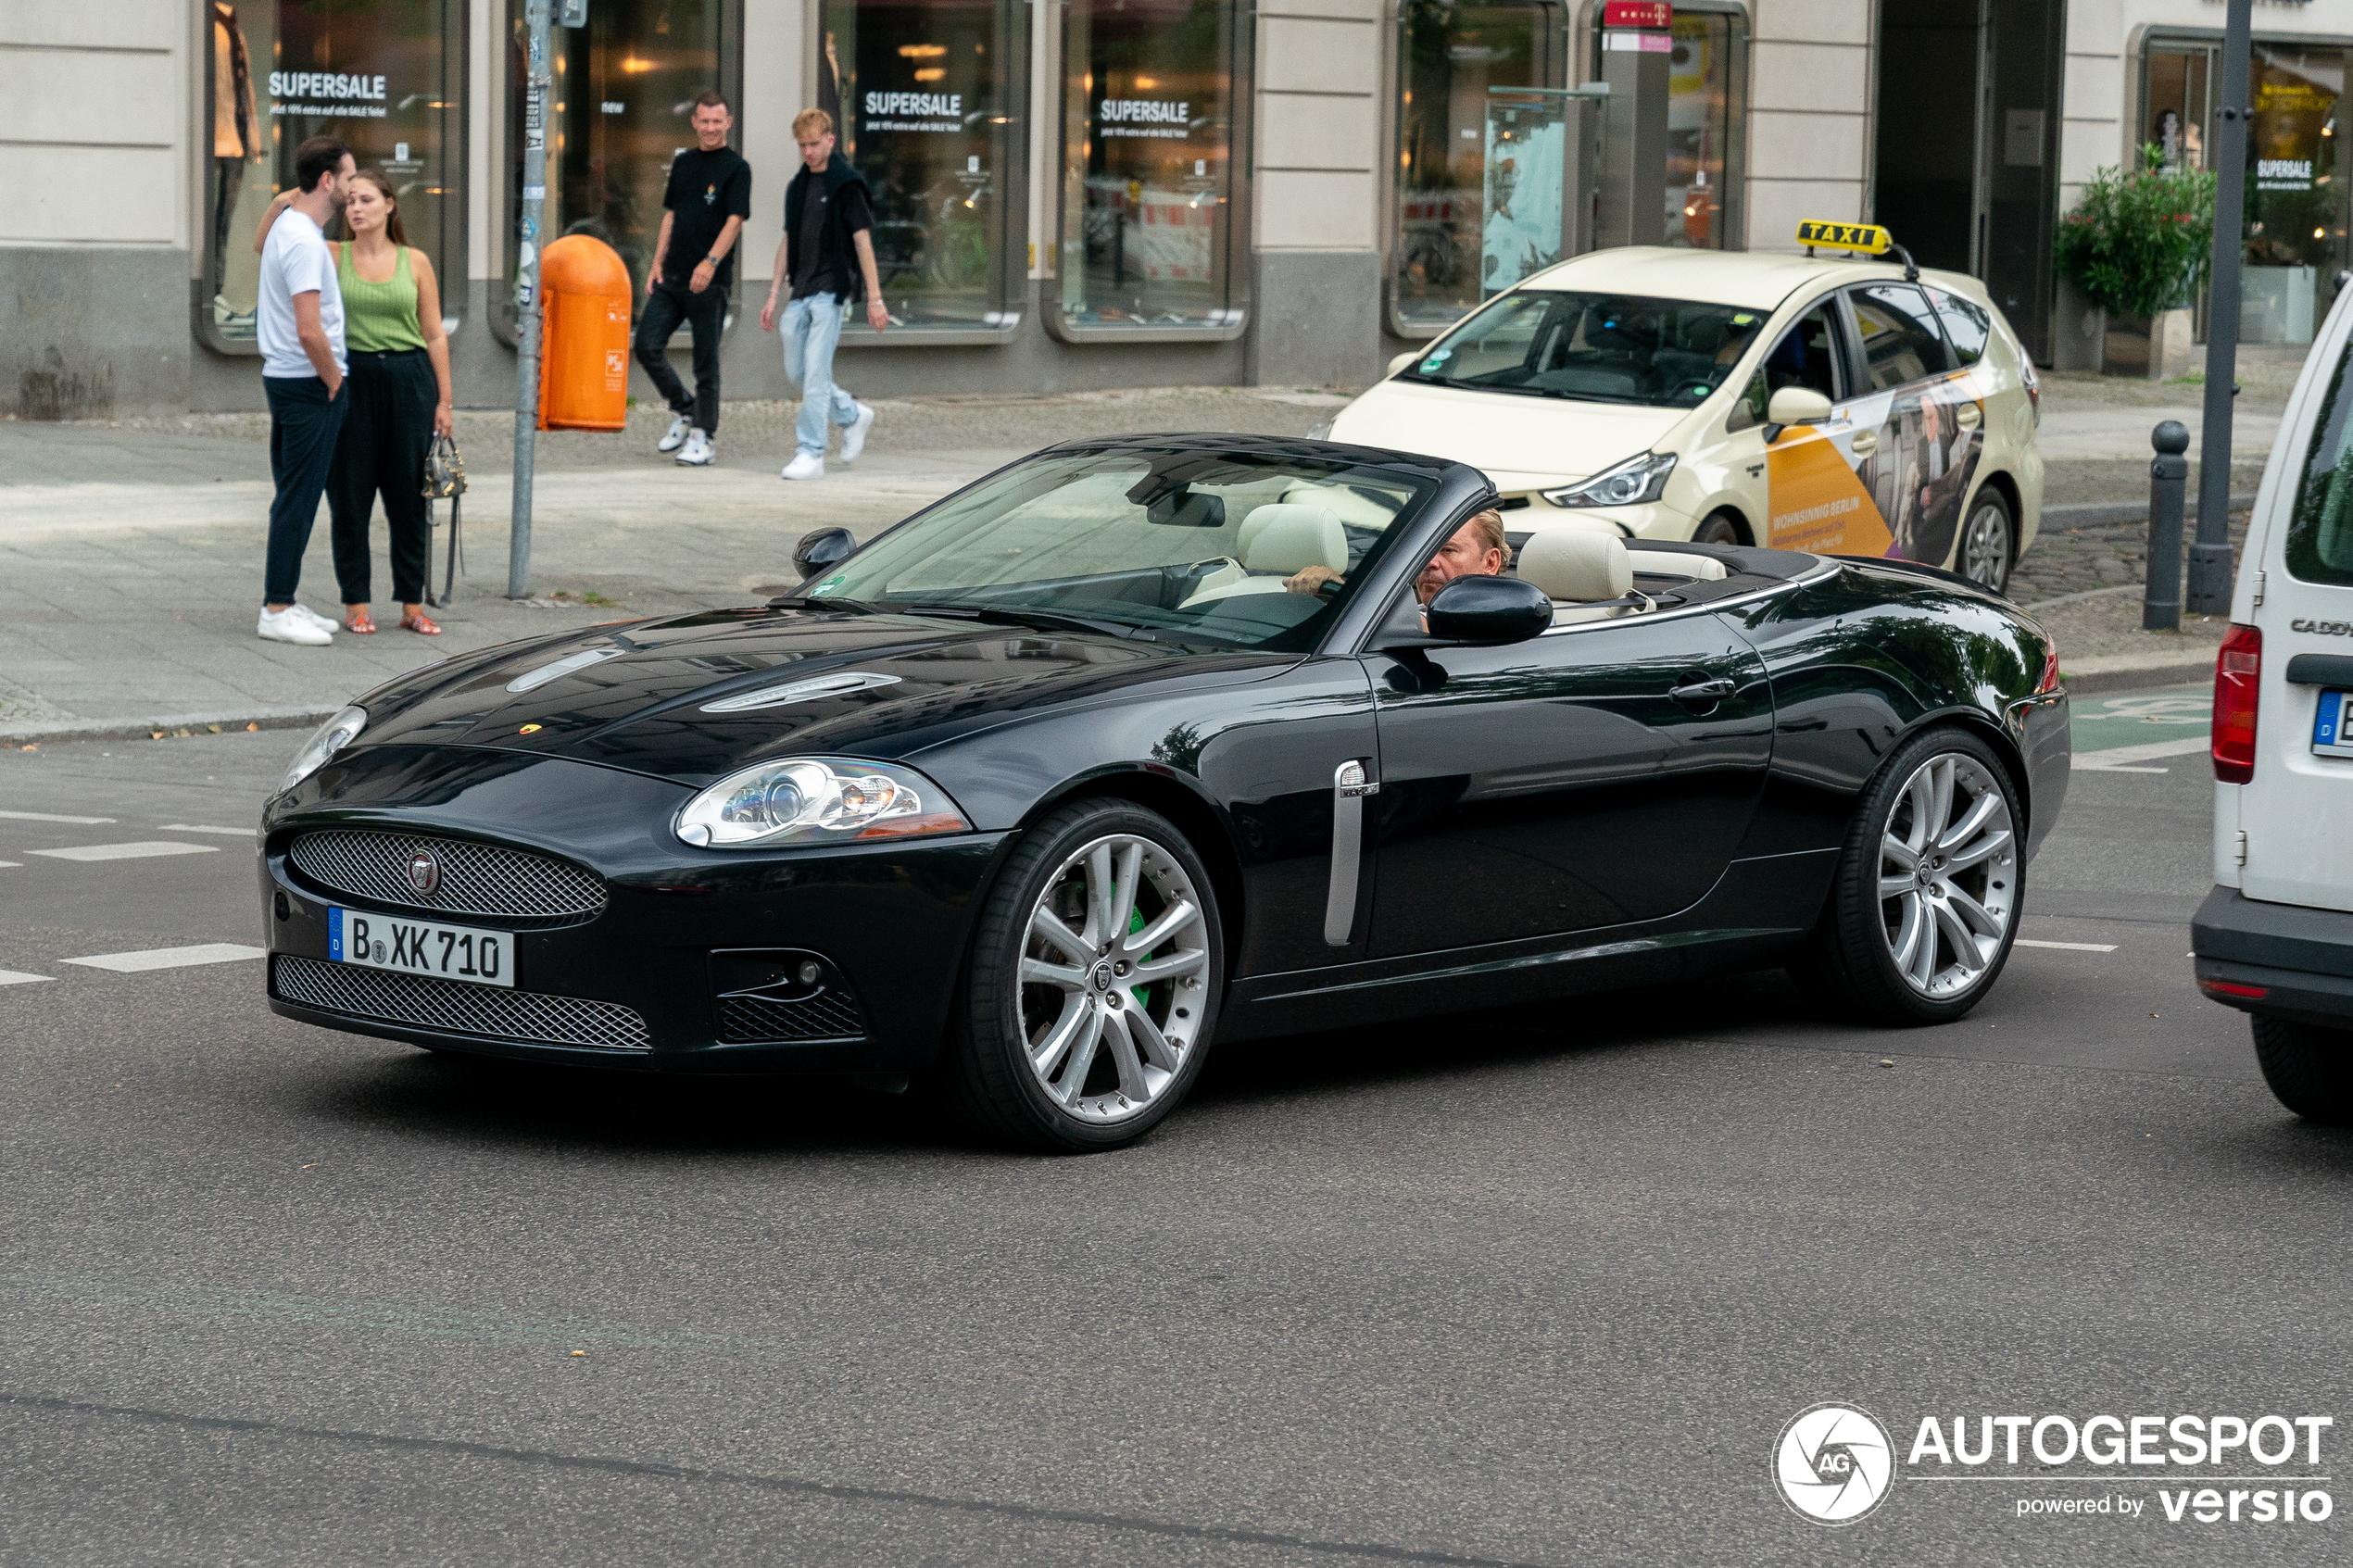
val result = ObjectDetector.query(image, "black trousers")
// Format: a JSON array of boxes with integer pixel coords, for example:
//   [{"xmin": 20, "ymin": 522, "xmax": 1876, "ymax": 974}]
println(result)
[
  {"xmin": 325, "ymin": 349, "xmax": 436, "ymax": 605},
  {"xmin": 635, "ymin": 279, "xmax": 726, "ymax": 435}
]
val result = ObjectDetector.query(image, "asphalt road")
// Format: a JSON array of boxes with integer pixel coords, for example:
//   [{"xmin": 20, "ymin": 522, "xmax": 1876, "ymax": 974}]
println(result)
[{"xmin": 0, "ymin": 692, "xmax": 2344, "ymax": 1566}]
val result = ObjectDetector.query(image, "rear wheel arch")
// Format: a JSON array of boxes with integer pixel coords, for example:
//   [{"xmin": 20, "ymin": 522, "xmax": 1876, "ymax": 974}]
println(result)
[{"xmin": 1900, "ymin": 709, "xmax": 2036, "ymax": 847}]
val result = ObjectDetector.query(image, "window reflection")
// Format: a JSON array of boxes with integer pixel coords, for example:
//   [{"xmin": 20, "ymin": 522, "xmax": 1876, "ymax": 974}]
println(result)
[
  {"xmin": 1058, "ymin": 0, "xmax": 1240, "ymax": 331},
  {"xmin": 1664, "ymin": 10, "xmax": 1739, "ymax": 249}
]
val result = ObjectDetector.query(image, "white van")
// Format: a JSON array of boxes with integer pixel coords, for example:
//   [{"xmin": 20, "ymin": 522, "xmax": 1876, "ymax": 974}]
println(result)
[{"xmin": 2192, "ymin": 286, "xmax": 2353, "ymax": 1122}]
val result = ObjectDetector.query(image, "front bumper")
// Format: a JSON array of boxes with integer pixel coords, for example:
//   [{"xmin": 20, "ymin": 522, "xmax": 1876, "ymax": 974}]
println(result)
[
  {"xmin": 260, "ymin": 746, "xmax": 1011, "ymax": 1073},
  {"xmin": 2192, "ymin": 885, "xmax": 2353, "ymax": 1029}
]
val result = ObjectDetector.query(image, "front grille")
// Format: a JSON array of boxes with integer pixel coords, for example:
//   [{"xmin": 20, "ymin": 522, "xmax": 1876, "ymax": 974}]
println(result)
[
  {"xmin": 718, "ymin": 988, "xmax": 867, "ymax": 1044},
  {"xmin": 289, "ymin": 830, "xmax": 606, "ymax": 923},
  {"xmin": 272, "ymin": 954, "xmax": 650, "ymax": 1051}
]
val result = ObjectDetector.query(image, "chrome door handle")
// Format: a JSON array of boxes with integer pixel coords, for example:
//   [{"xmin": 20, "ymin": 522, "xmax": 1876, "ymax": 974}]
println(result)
[
  {"xmin": 1955, "ymin": 403, "xmax": 1982, "ymax": 429},
  {"xmin": 1325, "ymin": 759, "xmax": 1378, "ymax": 947},
  {"xmin": 1850, "ymin": 430, "xmax": 1878, "ymax": 457},
  {"xmin": 1669, "ymin": 676, "xmax": 1736, "ymax": 708}
]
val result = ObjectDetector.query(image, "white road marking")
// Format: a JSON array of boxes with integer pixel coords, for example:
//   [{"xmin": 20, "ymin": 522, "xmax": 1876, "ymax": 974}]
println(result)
[
  {"xmin": 0, "ymin": 860, "xmax": 19, "ymax": 869},
  {"xmin": 0, "ymin": 809, "xmax": 117, "ymax": 823},
  {"xmin": 31, "ymin": 842, "xmax": 220, "ymax": 862},
  {"xmin": 160, "ymin": 824, "xmax": 256, "ymax": 837},
  {"xmin": 60, "ymin": 944, "xmax": 267, "ymax": 973},
  {"xmin": 2015, "ymin": 938, "xmax": 2120, "ymax": 953},
  {"xmin": 0, "ymin": 970, "xmax": 52, "ymax": 986},
  {"xmin": 2073, "ymin": 737, "xmax": 2211, "ymax": 771}
]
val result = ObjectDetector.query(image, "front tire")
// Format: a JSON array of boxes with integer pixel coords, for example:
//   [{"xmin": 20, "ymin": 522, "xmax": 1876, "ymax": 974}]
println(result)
[
  {"xmin": 940, "ymin": 797, "xmax": 1224, "ymax": 1151},
  {"xmin": 1793, "ymin": 728, "xmax": 2023, "ymax": 1024},
  {"xmin": 1692, "ymin": 511, "xmax": 1745, "ymax": 546},
  {"xmin": 2251, "ymin": 1015, "xmax": 2353, "ymax": 1123}
]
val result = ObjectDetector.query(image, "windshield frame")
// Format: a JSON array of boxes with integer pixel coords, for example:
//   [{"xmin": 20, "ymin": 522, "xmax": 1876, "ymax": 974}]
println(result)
[
  {"xmin": 774, "ymin": 441, "xmax": 1448, "ymax": 654},
  {"xmin": 1394, "ymin": 286, "xmax": 1779, "ymax": 410}
]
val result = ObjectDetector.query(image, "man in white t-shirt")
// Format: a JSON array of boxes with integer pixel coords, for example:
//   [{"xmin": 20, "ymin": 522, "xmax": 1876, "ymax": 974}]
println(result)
[{"xmin": 256, "ymin": 135, "xmax": 356, "ymax": 646}]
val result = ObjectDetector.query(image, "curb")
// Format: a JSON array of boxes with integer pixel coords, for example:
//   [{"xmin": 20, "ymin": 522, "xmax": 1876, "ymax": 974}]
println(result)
[
  {"xmin": 0, "ymin": 707, "xmax": 337, "ymax": 746},
  {"xmin": 2040, "ymin": 492, "xmax": 2257, "ymax": 530}
]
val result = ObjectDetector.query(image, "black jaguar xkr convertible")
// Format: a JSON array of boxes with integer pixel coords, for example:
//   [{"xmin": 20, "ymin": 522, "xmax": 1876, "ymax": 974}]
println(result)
[{"xmin": 261, "ymin": 434, "xmax": 2070, "ymax": 1149}]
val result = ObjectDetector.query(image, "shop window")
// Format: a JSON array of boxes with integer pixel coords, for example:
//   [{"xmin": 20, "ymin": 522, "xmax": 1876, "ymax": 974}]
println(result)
[
  {"xmin": 1053, "ymin": 0, "xmax": 1245, "ymax": 336},
  {"xmin": 1662, "ymin": 6, "xmax": 1744, "ymax": 250},
  {"xmin": 2244, "ymin": 43, "xmax": 2347, "ymax": 347},
  {"xmin": 202, "ymin": 0, "xmax": 465, "ymax": 352},
  {"xmin": 503, "ymin": 0, "xmax": 734, "ymax": 328},
  {"xmin": 1390, "ymin": 0, "xmax": 1565, "ymax": 336},
  {"xmin": 819, "ymin": 0, "xmax": 1024, "ymax": 333}
]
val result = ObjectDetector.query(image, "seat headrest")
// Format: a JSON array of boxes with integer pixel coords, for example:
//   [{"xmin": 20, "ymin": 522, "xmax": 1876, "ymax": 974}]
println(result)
[
  {"xmin": 1239, "ymin": 504, "xmax": 1348, "ymax": 574},
  {"xmin": 1518, "ymin": 530, "xmax": 1632, "ymax": 603},
  {"xmin": 1627, "ymin": 548, "xmax": 1730, "ymax": 581}
]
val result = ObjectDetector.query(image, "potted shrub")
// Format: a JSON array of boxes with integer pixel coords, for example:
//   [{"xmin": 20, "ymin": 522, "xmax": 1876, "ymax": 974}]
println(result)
[{"xmin": 2054, "ymin": 144, "xmax": 2216, "ymax": 378}]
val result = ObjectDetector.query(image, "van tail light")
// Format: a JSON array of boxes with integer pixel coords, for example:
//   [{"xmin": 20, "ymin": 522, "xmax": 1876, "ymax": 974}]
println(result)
[
  {"xmin": 2213, "ymin": 623, "xmax": 2262, "ymax": 784},
  {"xmin": 2199, "ymin": 977, "xmax": 2270, "ymax": 1000}
]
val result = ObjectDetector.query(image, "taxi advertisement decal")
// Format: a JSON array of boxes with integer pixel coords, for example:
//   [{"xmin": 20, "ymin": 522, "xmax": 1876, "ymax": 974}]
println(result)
[{"xmin": 1768, "ymin": 370, "xmax": 1985, "ymax": 561}]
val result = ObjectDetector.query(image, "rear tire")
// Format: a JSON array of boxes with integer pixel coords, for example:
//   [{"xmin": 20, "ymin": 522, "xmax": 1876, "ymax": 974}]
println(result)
[
  {"xmin": 1957, "ymin": 489, "xmax": 2015, "ymax": 595},
  {"xmin": 2251, "ymin": 1015, "xmax": 2353, "ymax": 1123},
  {"xmin": 1792, "ymin": 727, "xmax": 2023, "ymax": 1025},
  {"xmin": 937, "ymin": 797, "xmax": 1224, "ymax": 1152}
]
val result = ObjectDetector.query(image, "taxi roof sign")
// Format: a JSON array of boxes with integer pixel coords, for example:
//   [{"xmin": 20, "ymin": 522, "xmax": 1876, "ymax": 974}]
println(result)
[{"xmin": 1796, "ymin": 220, "xmax": 1893, "ymax": 256}]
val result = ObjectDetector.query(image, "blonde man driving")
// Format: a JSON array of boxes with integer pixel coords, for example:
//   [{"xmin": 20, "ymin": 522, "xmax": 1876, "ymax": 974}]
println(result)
[{"xmin": 1284, "ymin": 508, "xmax": 1508, "ymax": 603}]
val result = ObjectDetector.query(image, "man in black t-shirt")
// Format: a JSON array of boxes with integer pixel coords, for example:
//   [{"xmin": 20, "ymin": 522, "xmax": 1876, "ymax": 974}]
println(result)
[
  {"xmin": 760, "ymin": 107, "xmax": 887, "ymax": 482},
  {"xmin": 634, "ymin": 91, "xmax": 750, "ymax": 467}
]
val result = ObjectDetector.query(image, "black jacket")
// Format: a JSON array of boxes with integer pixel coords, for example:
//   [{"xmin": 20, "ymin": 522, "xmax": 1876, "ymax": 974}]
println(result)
[{"xmin": 782, "ymin": 154, "xmax": 875, "ymax": 306}]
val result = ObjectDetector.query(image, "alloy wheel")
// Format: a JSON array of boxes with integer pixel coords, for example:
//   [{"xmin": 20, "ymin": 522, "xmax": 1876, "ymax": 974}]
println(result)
[
  {"xmin": 1876, "ymin": 753, "xmax": 2017, "ymax": 998},
  {"xmin": 1959, "ymin": 500, "xmax": 2011, "ymax": 594},
  {"xmin": 1018, "ymin": 833, "xmax": 1210, "ymax": 1125}
]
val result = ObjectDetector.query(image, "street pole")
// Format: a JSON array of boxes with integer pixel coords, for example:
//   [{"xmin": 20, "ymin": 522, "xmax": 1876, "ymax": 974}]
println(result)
[
  {"xmin": 2187, "ymin": 0, "xmax": 2252, "ymax": 616},
  {"xmin": 2145, "ymin": 420, "xmax": 2190, "ymax": 632},
  {"xmin": 508, "ymin": 0, "xmax": 552, "ymax": 601}
]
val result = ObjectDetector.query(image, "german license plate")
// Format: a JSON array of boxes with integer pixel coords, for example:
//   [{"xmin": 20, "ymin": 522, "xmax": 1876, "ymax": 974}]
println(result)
[
  {"xmin": 2313, "ymin": 689, "xmax": 2353, "ymax": 759},
  {"xmin": 329, "ymin": 907, "xmax": 514, "ymax": 988}
]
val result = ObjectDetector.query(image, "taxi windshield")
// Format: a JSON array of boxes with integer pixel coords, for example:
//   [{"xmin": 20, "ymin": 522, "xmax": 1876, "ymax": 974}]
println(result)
[
  {"xmin": 797, "ymin": 449, "xmax": 1430, "ymax": 651},
  {"xmin": 1403, "ymin": 290, "xmax": 1770, "ymax": 408}
]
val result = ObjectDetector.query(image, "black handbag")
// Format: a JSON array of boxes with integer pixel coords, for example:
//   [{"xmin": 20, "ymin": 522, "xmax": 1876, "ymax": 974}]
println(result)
[{"xmin": 422, "ymin": 432, "xmax": 466, "ymax": 607}]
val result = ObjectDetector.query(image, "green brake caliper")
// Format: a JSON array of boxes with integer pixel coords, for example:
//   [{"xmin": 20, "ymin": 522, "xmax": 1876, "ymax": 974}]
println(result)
[{"xmin": 1127, "ymin": 908, "xmax": 1151, "ymax": 1009}]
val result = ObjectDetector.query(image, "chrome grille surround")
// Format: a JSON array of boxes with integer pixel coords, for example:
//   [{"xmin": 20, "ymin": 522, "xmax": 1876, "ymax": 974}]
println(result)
[
  {"xmin": 272, "ymin": 954, "xmax": 650, "ymax": 1051},
  {"xmin": 717, "ymin": 988, "xmax": 868, "ymax": 1044},
  {"xmin": 289, "ymin": 830, "xmax": 606, "ymax": 923}
]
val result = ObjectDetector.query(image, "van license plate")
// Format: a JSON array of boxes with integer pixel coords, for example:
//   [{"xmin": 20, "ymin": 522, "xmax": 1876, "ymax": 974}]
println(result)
[
  {"xmin": 328, "ymin": 907, "xmax": 514, "ymax": 988},
  {"xmin": 2312, "ymin": 690, "xmax": 2353, "ymax": 759}
]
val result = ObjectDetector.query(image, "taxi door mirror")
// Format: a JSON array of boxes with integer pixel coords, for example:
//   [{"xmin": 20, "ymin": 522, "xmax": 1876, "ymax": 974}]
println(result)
[
  {"xmin": 1766, "ymin": 387, "xmax": 1833, "ymax": 428},
  {"xmin": 1388, "ymin": 349, "xmax": 1419, "ymax": 377}
]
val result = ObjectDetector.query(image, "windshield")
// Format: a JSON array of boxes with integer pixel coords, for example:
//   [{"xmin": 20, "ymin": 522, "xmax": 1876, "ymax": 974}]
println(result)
[
  {"xmin": 799, "ymin": 449, "xmax": 1432, "ymax": 650},
  {"xmin": 1403, "ymin": 290, "xmax": 1770, "ymax": 408}
]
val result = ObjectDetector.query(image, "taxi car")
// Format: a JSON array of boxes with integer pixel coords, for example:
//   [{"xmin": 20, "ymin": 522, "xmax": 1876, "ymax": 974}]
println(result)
[{"xmin": 1327, "ymin": 222, "xmax": 2045, "ymax": 595}]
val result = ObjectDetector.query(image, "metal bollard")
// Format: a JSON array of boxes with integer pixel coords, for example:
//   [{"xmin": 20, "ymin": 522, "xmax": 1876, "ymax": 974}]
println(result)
[{"xmin": 2145, "ymin": 420, "xmax": 2191, "ymax": 632}]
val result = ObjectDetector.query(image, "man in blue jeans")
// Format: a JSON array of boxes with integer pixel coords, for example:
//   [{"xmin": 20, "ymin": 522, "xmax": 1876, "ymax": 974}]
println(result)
[
  {"xmin": 257, "ymin": 134, "xmax": 356, "ymax": 646},
  {"xmin": 760, "ymin": 107, "xmax": 887, "ymax": 482}
]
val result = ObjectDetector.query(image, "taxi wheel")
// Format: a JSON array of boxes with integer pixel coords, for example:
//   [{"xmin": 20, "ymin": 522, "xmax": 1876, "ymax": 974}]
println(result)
[
  {"xmin": 1957, "ymin": 491, "xmax": 2015, "ymax": 595},
  {"xmin": 1693, "ymin": 512, "xmax": 1745, "ymax": 547}
]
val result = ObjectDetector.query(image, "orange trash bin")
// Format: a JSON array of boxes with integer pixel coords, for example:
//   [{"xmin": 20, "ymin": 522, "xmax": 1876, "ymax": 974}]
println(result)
[{"xmin": 536, "ymin": 233, "xmax": 632, "ymax": 432}]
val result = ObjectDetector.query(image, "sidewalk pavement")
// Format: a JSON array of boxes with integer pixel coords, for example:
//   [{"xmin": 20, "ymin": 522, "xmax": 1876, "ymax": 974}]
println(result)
[{"xmin": 0, "ymin": 375, "xmax": 2293, "ymax": 743}]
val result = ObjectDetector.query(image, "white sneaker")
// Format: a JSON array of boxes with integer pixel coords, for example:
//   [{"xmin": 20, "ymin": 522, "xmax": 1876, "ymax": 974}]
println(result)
[
  {"xmin": 780, "ymin": 451, "xmax": 825, "ymax": 482},
  {"xmin": 290, "ymin": 603, "xmax": 339, "ymax": 634},
  {"xmin": 258, "ymin": 606, "xmax": 333, "ymax": 646},
  {"xmin": 676, "ymin": 429, "xmax": 714, "ymax": 467},
  {"xmin": 839, "ymin": 402, "xmax": 876, "ymax": 464},
  {"xmin": 657, "ymin": 414, "xmax": 691, "ymax": 454}
]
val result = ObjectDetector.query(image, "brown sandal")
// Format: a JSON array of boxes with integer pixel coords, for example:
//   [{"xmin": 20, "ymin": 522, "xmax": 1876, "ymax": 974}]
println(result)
[
  {"xmin": 399, "ymin": 608, "xmax": 441, "ymax": 635},
  {"xmin": 344, "ymin": 607, "xmax": 376, "ymax": 634}
]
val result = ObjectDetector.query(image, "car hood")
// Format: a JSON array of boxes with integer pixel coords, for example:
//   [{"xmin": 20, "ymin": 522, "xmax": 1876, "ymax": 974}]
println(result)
[
  {"xmin": 349, "ymin": 606, "xmax": 1295, "ymax": 786},
  {"xmin": 1328, "ymin": 380, "xmax": 1692, "ymax": 493}
]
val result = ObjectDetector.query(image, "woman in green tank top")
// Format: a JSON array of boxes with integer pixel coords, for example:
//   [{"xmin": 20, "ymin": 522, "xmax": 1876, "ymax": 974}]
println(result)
[{"xmin": 266, "ymin": 169, "xmax": 455, "ymax": 633}]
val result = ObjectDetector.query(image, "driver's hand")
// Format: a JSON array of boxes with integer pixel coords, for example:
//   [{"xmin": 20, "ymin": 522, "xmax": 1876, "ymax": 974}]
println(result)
[{"xmin": 1284, "ymin": 564, "xmax": 1343, "ymax": 596}]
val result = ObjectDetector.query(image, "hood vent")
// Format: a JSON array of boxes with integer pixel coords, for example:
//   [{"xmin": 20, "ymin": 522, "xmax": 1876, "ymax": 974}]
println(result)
[{"xmin": 699, "ymin": 670, "xmax": 902, "ymax": 714}]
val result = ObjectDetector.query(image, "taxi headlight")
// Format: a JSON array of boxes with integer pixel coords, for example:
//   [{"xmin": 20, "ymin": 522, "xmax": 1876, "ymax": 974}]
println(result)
[
  {"xmin": 675, "ymin": 757, "xmax": 971, "ymax": 848},
  {"xmin": 279, "ymin": 706, "xmax": 367, "ymax": 794},
  {"xmin": 1542, "ymin": 452, "xmax": 1678, "ymax": 508}
]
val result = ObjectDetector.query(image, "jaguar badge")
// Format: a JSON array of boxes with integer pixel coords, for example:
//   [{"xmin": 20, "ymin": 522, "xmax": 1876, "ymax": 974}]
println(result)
[{"xmin": 406, "ymin": 850, "xmax": 442, "ymax": 897}]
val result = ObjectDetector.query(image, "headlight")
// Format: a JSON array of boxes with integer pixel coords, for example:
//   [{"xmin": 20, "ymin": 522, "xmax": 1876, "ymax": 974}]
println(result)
[
  {"xmin": 279, "ymin": 706, "xmax": 367, "ymax": 794},
  {"xmin": 674, "ymin": 757, "xmax": 970, "ymax": 848},
  {"xmin": 1541, "ymin": 451, "xmax": 1678, "ymax": 508}
]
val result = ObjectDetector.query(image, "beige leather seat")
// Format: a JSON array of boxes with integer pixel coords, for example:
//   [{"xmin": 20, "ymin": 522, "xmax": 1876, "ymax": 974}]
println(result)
[
  {"xmin": 1517, "ymin": 530, "xmax": 1638, "ymax": 624},
  {"xmin": 1178, "ymin": 504, "xmax": 1349, "ymax": 609},
  {"xmin": 1627, "ymin": 548, "xmax": 1729, "ymax": 581}
]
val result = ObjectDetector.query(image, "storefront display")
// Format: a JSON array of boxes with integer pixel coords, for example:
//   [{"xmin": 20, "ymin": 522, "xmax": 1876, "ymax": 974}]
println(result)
[
  {"xmin": 1663, "ymin": 6, "xmax": 1743, "ymax": 249},
  {"xmin": 505, "ymin": 0, "xmax": 732, "ymax": 313},
  {"xmin": 1391, "ymin": 0, "xmax": 1565, "ymax": 334},
  {"xmin": 818, "ymin": 0, "xmax": 1021, "ymax": 332},
  {"xmin": 204, "ymin": 1, "xmax": 462, "ymax": 351},
  {"xmin": 1056, "ymin": 0, "xmax": 1243, "ymax": 334}
]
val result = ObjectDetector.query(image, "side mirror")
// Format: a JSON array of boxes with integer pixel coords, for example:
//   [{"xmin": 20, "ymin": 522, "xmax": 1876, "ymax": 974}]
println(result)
[
  {"xmin": 1766, "ymin": 386, "xmax": 1833, "ymax": 427},
  {"xmin": 1422, "ymin": 574, "xmax": 1554, "ymax": 646},
  {"xmin": 793, "ymin": 527, "xmax": 857, "ymax": 583},
  {"xmin": 1388, "ymin": 349, "xmax": 1419, "ymax": 377}
]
